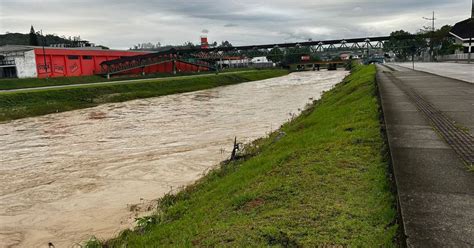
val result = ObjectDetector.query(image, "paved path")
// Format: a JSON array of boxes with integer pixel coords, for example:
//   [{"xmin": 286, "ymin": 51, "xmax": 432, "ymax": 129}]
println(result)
[
  {"xmin": 376, "ymin": 64, "xmax": 474, "ymax": 247},
  {"xmin": 392, "ymin": 62, "xmax": 474, "ymax": 84},
  {"xmin": 0, "ymin": 70, "xmax": 254, "ymax": 94}
]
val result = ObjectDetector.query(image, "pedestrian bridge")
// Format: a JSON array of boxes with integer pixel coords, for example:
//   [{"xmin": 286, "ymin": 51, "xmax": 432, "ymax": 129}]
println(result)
[{"xmin": 100, "ymin": 35, "xmax": 415, "ymax": 77}]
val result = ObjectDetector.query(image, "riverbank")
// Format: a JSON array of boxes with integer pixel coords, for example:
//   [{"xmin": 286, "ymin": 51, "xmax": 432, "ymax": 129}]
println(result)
[
  {"xmin": 1, "ymin": 70, "xmax": 346, "ymax": 247},
  {"xmin": 95, "ymin": 64, "xmax": 397, "ymax": 247},
  {"xmin": 0, "ymin": 69, "xmax": 288, "ymax": 122},
  {"xmin": 0, "ymin": 68, "xmax": 253, "ymax": 90}
]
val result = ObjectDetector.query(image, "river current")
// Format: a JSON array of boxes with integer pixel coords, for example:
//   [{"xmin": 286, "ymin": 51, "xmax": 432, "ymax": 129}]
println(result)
[{"xmin": 0, "ymin": 70, "xmax": 348, "ymax": 247}]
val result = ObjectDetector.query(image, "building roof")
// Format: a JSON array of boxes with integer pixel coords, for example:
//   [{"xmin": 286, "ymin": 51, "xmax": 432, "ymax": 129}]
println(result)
[
  {"xmin": 0, "ymin": 45, "xmax": 36, "ymax": 53},
  {"xmin": 0, "ymin": 44, "xmax": 131, "ymax": 53},
  {"xmin": 450, "ymin": 17, "xmax": 474, "ymax": 40}
]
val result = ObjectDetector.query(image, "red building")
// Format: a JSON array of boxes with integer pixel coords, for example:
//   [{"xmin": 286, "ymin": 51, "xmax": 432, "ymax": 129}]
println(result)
[
  {"xmin": 0, "ymin": 45, "xmax": 208, "ymax": 79},
  {"xmin": 34, "ymin": 47, "xmax": 147, "ymax": 78}
]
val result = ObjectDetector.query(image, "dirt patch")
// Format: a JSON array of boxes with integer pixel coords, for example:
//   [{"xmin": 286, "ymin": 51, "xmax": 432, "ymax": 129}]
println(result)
[{"xmin": 243, "ymin": 198, "xmax": 265, "ymax": 211}]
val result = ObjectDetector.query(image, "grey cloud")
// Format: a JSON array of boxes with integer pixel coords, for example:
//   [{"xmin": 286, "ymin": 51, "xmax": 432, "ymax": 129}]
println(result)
[{"xmin": 0, "ymin": 0, "xmax": 471, "ymax": 49}]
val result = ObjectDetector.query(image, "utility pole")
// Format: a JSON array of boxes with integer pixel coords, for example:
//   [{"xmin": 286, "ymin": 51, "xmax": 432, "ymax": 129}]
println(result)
[
  {"xmin": 40, "ymin": 30, "xmax": 48, "ymax": 78},
  {"xmin": 469, "ymin": 0, "xmax": 473, "ymax": 64},
  {"xmin": 469, "ymin": 37, "xmax": 472, "ymax": 64},
  {"xmin": 423, "ymin": 11, "xmax": 436, "ymax": 62}
]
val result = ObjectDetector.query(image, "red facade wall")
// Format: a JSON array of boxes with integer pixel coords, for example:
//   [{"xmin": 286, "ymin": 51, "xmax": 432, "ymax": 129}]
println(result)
[
  {"xmin": 34, "ymin": 48, "xmax": 147, "ymax": 78},
  {"xmin": 34, "ymin": 48, "xmax": 209, "ymax": 78}
]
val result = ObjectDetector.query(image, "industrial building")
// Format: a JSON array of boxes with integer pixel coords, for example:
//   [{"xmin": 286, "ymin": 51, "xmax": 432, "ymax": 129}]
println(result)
[{"xmin": 0, "ymin": 44, "xmax": 208, "ymax": 79}]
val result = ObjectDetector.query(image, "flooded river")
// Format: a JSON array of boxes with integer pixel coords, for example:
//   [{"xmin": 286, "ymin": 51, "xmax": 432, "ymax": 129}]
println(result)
[{"xmin": 0, "ymin": 70, "xmax": 348, "ymax": 247}]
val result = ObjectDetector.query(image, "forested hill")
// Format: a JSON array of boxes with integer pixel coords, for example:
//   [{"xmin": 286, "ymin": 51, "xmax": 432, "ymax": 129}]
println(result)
[
  {"xmin": 0, "ymin": 32, "xmax": 106, "ymax": 48},
  {"xmin": 1, "ymin": 32, "xmax": 70, "ymax": 46}
]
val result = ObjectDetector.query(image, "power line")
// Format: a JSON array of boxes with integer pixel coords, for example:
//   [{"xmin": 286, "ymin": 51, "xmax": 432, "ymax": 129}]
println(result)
[{"xmin": 422, "ymin": 11, "xmax": 436, "ymax": 33}]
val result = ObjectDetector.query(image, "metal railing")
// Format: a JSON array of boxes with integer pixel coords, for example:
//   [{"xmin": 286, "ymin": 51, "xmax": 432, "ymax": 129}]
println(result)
[{"xmin": 0, "ymin": 60, "xmax": 15, "ymax": 66}]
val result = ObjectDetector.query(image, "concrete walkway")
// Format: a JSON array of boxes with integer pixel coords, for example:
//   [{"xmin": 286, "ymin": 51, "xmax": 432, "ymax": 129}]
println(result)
[
  {"xmin": 376, "ymin": 64, "xmax": 474, "ymax": 247},
  {"xmin": 392, "ymin": 62, "xmax": 474, "ymax": 84}
]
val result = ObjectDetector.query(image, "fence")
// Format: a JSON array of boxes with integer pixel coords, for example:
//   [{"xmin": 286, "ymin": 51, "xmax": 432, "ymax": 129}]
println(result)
[
  {"xmin": 438, "ymin": 53, "xmax": 472, "ymax": 62},
  {"xmin": 0, "ymin": 59, "xmax": 15, "ymax": 66}
]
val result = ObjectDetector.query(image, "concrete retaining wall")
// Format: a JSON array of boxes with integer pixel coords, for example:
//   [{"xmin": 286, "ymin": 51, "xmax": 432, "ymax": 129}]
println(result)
[{"xmin": 14, "ymin": 50, "xmax": 38, "ymax": 78}]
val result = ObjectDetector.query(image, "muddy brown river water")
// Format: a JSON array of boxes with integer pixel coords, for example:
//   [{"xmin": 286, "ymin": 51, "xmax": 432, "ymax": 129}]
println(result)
[{"xmin": 0, "ymin": 70, "xmax": 348, "ymax": 247}]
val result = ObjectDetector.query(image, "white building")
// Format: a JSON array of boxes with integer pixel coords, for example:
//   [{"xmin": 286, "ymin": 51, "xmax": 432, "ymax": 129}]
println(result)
[
  {"xmin": 250, "ymin": 56, "xmax": 274, "ymax": 68},
  {"xmin": 216, "ymin": 56, "xmax": 250, "ymax": 68},
  {"xmin": 0, "ymin": 45, "xmax": 38, "ymax": 78},
  {"xmin": 449, "ymin": 4, "xmax": 473, "ymax": 54},
  {"xmin": 250, "ymin": 56, "xmax": 270, "ymax": 63}
]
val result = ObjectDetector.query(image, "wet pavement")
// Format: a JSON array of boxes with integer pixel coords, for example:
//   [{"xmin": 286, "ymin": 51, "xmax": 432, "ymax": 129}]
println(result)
[
  {"xmin": 377, "ymin": 65, "xmax": 474, "ymax": 247},
  {"xmin": 392, "ymin": 62, "xmax": 474, "ymax": 83},
  {"xmin": 0, "ymin": 70, "xmax": 348, "ymax": 248}
]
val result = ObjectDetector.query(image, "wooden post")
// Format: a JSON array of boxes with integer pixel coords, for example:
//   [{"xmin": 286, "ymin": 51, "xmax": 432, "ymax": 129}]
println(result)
[{"xmin": 230, "ymin": 137, "xmax": 239, "ymax": 161}]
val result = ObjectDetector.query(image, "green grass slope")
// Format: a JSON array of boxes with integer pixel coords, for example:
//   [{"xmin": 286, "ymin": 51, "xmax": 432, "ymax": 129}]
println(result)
[
  {"xmin": 0, "ymin": 69, "xmax": 288, "ymax": 122},
  {"xmin": 0, "ymin": 68, "xmax": 253, "ymax": 90},
  {"xmin": 0, "ymin": 74, "xmax": 108, "ymax": 90},
  {"xmin": 94, "ymin": 64, "xmax": 397, "ymax": 247}
]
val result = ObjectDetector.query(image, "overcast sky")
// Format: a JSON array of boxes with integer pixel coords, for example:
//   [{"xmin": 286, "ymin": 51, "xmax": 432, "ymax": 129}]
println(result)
[{"xmin": 0, "ymin": 0, "xmax": 471, "ymax": 49}]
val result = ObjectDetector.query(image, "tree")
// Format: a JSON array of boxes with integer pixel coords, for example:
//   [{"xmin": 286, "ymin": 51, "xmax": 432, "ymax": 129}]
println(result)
[
  {"xmin": 383, "ymin": 30, "xmax": 426, "ymax": 60},
  {"xmin": 281, "ymin": 46, "xmax": 319, "ymax": 65},
  {"xmin": 218, "ymin": 40, "xmax": 233, "ymax": 48},
  {"xmin": 29, "ymin": 25, "xmax": 39, "ymax": 46},
  {"xmin": 130, "ymin": 42, "xmax": 162, "ymax": 50},
  {"xmin": 267, "ymin": 47, "xmax": 284, "ymax": 64},
  {"xmin": 431, "ymin": 25, "xmax": 458, "ymax": 56},
  {"xmin": 182, "ymin": 41, "xmax": 195, "ymax": 48}
]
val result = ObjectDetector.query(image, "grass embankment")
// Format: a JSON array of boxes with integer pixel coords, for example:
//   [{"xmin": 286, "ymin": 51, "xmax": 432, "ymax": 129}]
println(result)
[
  {"xmin": 94, "ymin": 64, "xmax": 397, "ymax": 247},
  {"xmin": 0, "ymin": 74, "xmax": 115, "ymax": 90},
  {"xmin": 0, "ymin": 68, "xmax": 252, "ymax": 90},
  {"xmin": 0, "ymin": 69, "xmax": 288, "ymax": 122}
]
